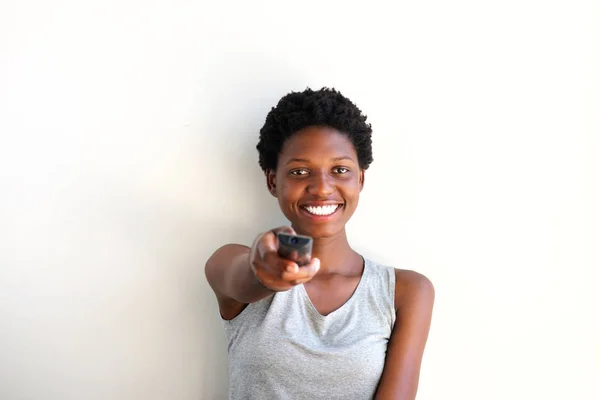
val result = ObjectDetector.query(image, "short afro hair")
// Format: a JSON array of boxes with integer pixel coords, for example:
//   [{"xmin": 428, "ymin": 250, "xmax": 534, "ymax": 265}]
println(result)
[{"xmin": 256, "ymin": 87, "xmax": 373, "ymax": 172}]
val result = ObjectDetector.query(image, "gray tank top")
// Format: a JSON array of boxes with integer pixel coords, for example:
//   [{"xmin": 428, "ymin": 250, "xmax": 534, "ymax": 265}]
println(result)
[{"xmin": 222, "ymin": 258, "xmax": 396, "ymax": 400}]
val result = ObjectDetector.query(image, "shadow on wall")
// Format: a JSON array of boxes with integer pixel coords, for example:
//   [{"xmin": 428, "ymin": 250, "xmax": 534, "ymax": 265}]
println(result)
[
  {"xmin": 100, "ymin": 55, "xmax": 313, "ymax": 397},
  {"xmin": 163, "ymin": 58, "xmax": 306, "ymax": 397},
  {"xmin": 105, "ymin": 169, "xmax": 285, "ymax": 398}
]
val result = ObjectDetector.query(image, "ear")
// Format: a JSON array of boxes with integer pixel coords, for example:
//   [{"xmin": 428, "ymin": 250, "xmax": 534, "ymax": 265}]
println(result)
[
  {"xmin": 359, "ymin": 169, "xmax": 365, "ymax": 191},
  {"xmin": 266, "ymin": 169, "xmax": 278, "ymax": 197}
]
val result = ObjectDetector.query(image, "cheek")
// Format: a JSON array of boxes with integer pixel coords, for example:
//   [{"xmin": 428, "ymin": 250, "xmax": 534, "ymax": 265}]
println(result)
[
  {"xmin": 278, "ymin": 177, "xmax": 302, "ymax": 195},
  {"xmin": 340, "ymin": 181, "xmax": 362, "ymax": 203},
  {"xmin": 276, "ymin": 180, "xmax": 300, "ymax": 208},
  {"xmin": 277, "ymin": 179, "xmax": 290, "ymax": 197},
  {"xmin": 343, "ymin": 177, "xmax": 362, "ymax": 190}
]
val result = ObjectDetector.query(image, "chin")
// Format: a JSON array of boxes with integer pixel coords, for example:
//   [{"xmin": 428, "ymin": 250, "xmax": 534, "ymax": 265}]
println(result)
[{"xmin": 293, "ymin": 223, "xmax": 344, "ymax": 239}]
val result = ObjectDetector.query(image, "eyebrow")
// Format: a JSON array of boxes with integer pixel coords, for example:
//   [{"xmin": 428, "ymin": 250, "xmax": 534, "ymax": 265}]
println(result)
[{"xmin": 284, "ymin": 156, "xmax": 355, "ymax": 166}]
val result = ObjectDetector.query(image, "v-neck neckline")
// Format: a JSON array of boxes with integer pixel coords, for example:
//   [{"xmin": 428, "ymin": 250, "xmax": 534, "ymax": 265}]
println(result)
[{"xmin": 299, "ymin": 257, "xmax": 369, "ymax": 319}]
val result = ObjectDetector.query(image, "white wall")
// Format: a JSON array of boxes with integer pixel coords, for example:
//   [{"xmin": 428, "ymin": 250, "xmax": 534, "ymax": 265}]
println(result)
[{"xmin": 1, "ymin": 1, "xmax": 598, "ymax": 399}]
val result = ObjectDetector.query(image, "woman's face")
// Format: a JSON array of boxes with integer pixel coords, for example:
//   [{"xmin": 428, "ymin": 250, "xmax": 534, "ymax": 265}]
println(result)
[{"xmin": 267, "ymin": 126, "xmax": 364, "ymax": 239}]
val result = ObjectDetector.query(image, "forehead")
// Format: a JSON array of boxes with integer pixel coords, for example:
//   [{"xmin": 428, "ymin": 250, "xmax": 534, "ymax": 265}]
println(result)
[{"xmin": 279, "ymin": 126, "xmax": 357, "ymax": 161}]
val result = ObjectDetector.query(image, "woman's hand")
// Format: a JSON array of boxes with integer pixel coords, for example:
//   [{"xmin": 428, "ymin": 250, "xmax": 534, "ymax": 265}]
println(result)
[{"xmin": 249, "ymin": 226, "xmax": 320, "ymax": 292}]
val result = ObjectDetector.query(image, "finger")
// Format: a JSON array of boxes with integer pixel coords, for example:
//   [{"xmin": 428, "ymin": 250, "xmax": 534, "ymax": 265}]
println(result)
[
  {"xmin": 296, "ymin": 252, "xmax": 311, "ymax": 266},
  {"xmin": 280, "ymin": 249, "xmax": 299, "ymax": 263},
  {"xmin": 253, "ymin": 253, "xmax": 296, "ymax": 281},
  {"xmin": 253, "ymin": 263, "xmax": 290, "ymax": 290},
  {"xmin": 281, "ymin": 257, "xmax": 320, "ymax": 281},
  {"xmin": 271, "ymin": 226, "xmax": 297, "ymax": 236},
  {"xmin": 260, "ymin": 231, "xmax": 278, "ymax": 255},
  {"xmin": 260, "ymin": 226, "xmax": 296, "ymax": 255},
  {"xmin": 303, "ymin": 257, "xmax": 321, "ymax": 275},
  {"xmin": 263, "ymin": 251, "xmax": 299, "ymax": 274},
  {"xmin": 270, "ymin": 226, "xmax": 297, "ymax": 250}
]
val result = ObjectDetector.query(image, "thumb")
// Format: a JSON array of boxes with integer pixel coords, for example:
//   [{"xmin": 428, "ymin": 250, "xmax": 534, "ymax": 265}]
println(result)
[
  {"xmin": 309, "ymin": 257, "xmax": 321, "ymax": 273},
  {"xmin": 268, "ymin": 226, "xmax": 297, "ymax": 249},
  {"xmin": 270, "ymin": 226, "xmax": 296, "ymax": 236}
]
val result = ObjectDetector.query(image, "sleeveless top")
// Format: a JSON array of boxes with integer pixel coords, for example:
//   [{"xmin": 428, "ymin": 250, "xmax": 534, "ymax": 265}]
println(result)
[{"xmin": 222, "ymin": 258, "xmax": 397, "ymax": 400}]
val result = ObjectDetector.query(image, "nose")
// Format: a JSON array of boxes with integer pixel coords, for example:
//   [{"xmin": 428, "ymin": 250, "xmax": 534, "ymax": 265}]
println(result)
[{"xmin": 307, "ymin": 171, "xmax": 334, "ymax": 197}]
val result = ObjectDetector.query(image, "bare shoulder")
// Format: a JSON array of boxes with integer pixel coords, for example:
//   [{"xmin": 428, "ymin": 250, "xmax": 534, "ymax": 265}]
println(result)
[
  {"xmin": 205, "ymin": 243, "xmax": 250, "ymax": 269},
  {"xmin": 393, "ymin": 268, "xmax": 435, "ymax": 311},
  {"xmin": 210, "ymin": 243, "xmax": 250, "ymax": 258},
  {"xmin": 204, "ymin": 243, "xmax": 250, "ymax": 292},
  {"xmin": 205, "ymin": 243, "xmax": 252, "ymax": 320}
]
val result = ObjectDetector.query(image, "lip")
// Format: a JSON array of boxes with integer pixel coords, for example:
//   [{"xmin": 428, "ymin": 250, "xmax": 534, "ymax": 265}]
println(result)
[{"xmin": 299, "ymin": 203, "xmax": 344, "ymax": 221}]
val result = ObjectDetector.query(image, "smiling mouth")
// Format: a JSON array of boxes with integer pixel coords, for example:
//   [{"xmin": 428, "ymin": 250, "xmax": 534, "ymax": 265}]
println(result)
[{"xmin": 300, "ymin": 204, "xmax": 343, "ymax": 216}]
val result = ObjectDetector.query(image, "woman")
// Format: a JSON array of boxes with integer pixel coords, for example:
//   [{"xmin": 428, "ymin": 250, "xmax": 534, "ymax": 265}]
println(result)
[{"xmin": 205, "ymin": 87, "xmax": 435, "ymax": 400}]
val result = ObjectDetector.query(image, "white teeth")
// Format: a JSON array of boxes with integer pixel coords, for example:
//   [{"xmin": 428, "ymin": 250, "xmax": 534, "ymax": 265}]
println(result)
[{"xmin": 303, "ymin": 205, "xmax": 339, "ymax": 216}]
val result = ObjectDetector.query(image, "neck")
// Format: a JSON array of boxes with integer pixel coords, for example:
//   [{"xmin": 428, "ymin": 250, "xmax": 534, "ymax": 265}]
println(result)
[{"xmin": 298, "ymin": 228, "xmax": 360, "ymax": 274}]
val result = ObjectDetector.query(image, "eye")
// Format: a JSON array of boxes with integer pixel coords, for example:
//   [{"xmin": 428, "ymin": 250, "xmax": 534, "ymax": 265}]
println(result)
[
  {"xmin": 290, "ymin": 169, "xmax": 309, "ymax": 176},
  {"xmin": 333, "ymin": 167, "xmax": 350, "ymax": 174}
]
